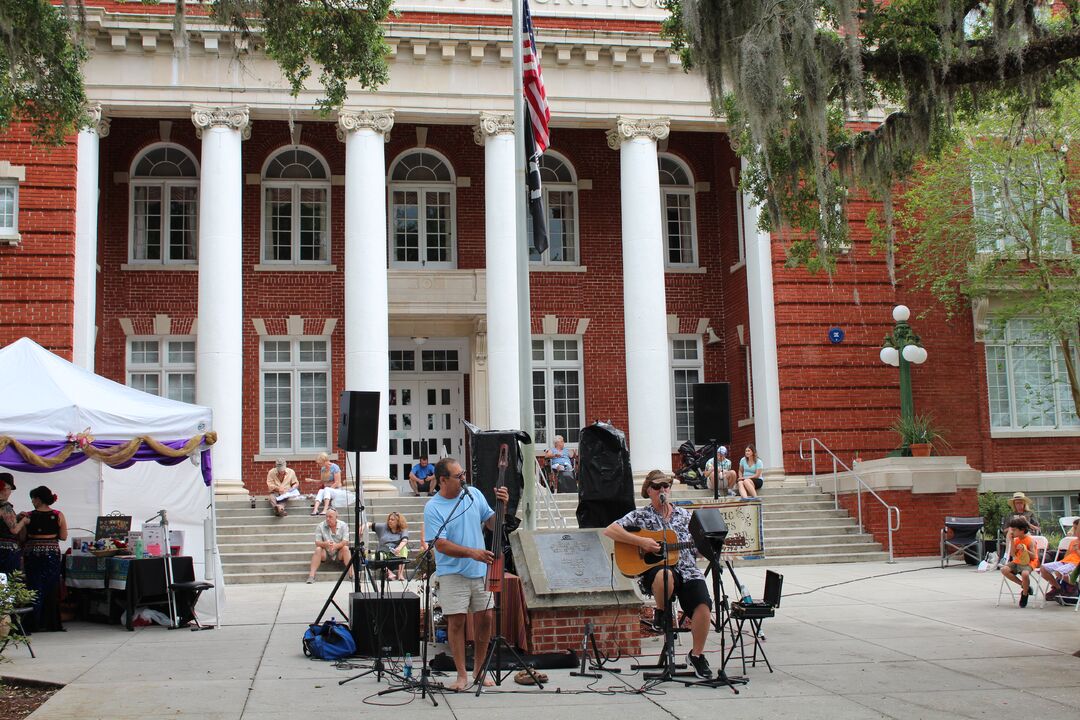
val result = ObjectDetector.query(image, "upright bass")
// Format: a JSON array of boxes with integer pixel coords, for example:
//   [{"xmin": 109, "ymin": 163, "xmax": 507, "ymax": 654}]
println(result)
[{"xmin": 486, "ymin": 443, "xmax": 509, "ymax": 593}]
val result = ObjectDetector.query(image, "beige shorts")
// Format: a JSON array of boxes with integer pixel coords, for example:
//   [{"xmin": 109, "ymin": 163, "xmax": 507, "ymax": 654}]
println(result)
[{"xmin": 436, "ymin": 574, "xmax": 492, "ymax": 615}]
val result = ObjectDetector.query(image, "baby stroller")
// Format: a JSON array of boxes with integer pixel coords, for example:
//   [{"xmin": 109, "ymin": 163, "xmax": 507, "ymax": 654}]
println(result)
[{"xmin": 675, "ymin": 440, "xmax": 714, "ymax": 490}]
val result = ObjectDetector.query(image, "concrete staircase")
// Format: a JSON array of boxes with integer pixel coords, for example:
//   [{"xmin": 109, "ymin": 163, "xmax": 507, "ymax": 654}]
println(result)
[{"xmin": 216, "ymin": 481, "xmax": 887, "ymax": 584}]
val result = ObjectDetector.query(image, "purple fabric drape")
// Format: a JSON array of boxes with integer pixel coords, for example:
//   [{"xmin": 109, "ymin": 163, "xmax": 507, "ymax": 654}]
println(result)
[{"xmin": 0, "ymin": 439, "xmax": 214, "ymax": 486}]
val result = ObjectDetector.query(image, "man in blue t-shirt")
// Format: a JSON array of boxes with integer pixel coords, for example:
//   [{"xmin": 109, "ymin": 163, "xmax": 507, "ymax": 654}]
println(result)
[
  {"xmin": 409, "ymin": 455, "xmax": 436, "ymax": 496},
  {"xmin": 423, "ymin": 457, "xmax": 508, "ymax": 692}
]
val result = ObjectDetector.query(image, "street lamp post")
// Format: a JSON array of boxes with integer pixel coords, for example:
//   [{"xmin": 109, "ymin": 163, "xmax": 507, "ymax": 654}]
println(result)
[{"xmin": 879, "ymin": 305, "xmax": 928, "ymax": 452}]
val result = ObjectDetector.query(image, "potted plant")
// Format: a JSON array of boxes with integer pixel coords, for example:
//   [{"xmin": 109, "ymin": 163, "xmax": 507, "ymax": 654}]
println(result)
[
  {"xmin": 0, "ymin": 571, "xmax": 36, "ymax": 657},
  {"xmin": 978, "ymin": 491, "xmax": 1011, "ymax": 558},
  {"xmin": 891, "ymin": 414, "xmax": 948, "ymax": 456}
]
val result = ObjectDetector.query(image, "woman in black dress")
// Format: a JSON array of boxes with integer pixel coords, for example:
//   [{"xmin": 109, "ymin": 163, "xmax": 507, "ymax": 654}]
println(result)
[
  {"xmin": 0, "ymin": 472, "xmax": 29, "ymax": 574},
  {"xmin": 21, "ymin": 485, "xmax": 67, "ymax": 632}
]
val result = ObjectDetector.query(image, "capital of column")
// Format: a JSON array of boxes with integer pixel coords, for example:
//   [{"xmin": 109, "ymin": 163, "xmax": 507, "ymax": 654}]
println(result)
[
  {"xmin": 336, "ymin": 109, "xmax": 395, "ymax": 142},
  {"xmin": 605, "ymin": 116, "xmax": 670, "ymax": 150},
  {"xmin": 473, "ymin": 112, "xmax": 514, "ymax": 146},
  {"xmin": 191, "ymin": 104, "xmax": 251, "ymax": 140},
  {"xmin": 83, "ymin": 102, "xmax": 110, "ymax": 138}
]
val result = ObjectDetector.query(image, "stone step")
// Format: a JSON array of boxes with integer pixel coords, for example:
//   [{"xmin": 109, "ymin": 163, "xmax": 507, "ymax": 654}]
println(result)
[
  {"xmin": 762, "ymin": 532, "xmax": 877, "ymax": 547},
  {"xmin": 760, "ymin": 525, "xmax": 863, "ymax": 538},
  {"xmin": 738, "ymin": 550, "xmax": 890, "ymax": 567},
  {"xmin": 762, "ymin": 509, "xmax": 851, "ymax": 521},
  {"xmin": 762, "ymin": 517, "xmax": 854, "ymax": 529},
  {"xmin": 759, "ymin": 541, "xmax": 884, "ymax": 556}
]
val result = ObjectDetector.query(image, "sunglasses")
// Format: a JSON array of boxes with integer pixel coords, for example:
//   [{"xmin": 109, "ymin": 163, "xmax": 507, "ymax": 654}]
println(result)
[
  {"xmin": 650, "ymin": 482, "xmax": 671, "ymax": 490},
  {"xmin": 452, "ymin": 471, "xmax": 468, "ymax": 481}
]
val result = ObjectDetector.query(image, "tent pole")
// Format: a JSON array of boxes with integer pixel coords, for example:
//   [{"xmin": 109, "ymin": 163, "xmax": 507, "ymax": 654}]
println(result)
[{"xmin": 208, "ymin": 450, "xmax": 222, "ymax": 627}]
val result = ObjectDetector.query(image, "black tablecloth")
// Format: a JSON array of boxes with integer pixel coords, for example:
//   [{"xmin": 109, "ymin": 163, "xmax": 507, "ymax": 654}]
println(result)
[{"xmin": 123, "ymin": 556, "xmax": 196, "ymax": 630}]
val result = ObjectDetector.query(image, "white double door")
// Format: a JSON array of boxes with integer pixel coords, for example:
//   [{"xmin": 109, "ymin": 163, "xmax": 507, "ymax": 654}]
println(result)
[{"xmin": 388, "ymin": 375, "xmax": 465, "ymax": 491}]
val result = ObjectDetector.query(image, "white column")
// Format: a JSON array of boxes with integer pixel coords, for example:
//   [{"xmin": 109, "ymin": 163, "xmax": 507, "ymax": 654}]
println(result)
[
  {"xmin": 338, "ymin": 109, "xmax": 396, "ymax": 495},
  {"xmin": 741, "ymin": 159, "xmax": 785, "ymax": 476},
  {"xmin": 191, "ymin": 105, "xmax": 249, "ymax": 496},
  {"xmin": 72, "ymin": 104, "xmax": 110, "ymax": 370},
  {"xmin": 475, "ymin": 113, "xmax": 522, "ymax": 430},
  {"xmin": 607, "ymin": 117, "xmax": 673, "ymax": 475}
]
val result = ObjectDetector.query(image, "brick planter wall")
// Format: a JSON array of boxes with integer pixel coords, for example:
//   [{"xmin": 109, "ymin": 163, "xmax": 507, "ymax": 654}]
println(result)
[
  {"xmin": 837, "ymin": 487, "xmax": 980, "ymax": 557},
  {"xmin": 528, "ymin": 605, "xmax": 643, "ymax": 656}
]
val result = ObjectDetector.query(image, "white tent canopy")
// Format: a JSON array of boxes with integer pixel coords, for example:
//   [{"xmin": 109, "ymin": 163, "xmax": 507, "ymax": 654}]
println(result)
[{"xmin": 0, "ymin": 337, "xmax": 224, "ymax": 624}]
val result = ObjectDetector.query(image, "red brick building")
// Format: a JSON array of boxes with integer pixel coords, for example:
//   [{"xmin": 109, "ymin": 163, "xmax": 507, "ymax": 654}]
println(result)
[{"xmin": 1, "ymin": 2, "xmax": 1077, "ymax": 540}]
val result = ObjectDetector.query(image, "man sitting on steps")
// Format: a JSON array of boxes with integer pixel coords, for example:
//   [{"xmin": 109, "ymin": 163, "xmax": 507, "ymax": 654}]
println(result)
[
  {"xmin": 307, "ymin": 508, "xmax": 353, "ymax": 584},
  {"xmin": 266, "ymin": 458, "xmax": 300, "ymax": 517}
]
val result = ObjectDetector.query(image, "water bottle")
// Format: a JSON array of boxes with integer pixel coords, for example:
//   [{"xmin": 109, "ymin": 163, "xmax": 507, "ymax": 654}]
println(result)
[
  {"xmin": 134, "ymin": 538, "xmax": 145, "ymax": 559},
  {"xmin": 403, "ymin": 653, "xmax": 413, "ymax": 679},
  {"xmin": 738, "ymin": 580, "xmax": 752, "ymax": 604}
]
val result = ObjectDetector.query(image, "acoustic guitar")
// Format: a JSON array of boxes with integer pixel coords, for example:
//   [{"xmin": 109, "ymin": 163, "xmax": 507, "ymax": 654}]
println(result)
[{"xmin": 613, "ymin": 528, "xmax": 697, "ymax": 577}]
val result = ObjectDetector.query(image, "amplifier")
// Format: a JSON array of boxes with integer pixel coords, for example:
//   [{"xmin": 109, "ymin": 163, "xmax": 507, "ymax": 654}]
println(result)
[{"xmin": 349, "ymin": 592, "xmax": 420, "ymax": 657}]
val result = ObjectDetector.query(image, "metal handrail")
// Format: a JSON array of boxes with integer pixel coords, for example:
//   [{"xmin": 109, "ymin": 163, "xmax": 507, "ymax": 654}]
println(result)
[
  {"xmin": 533, "ymin": 458, "xmax": 567, "ymax": 529},
  {"xmin": 798, "ymin": 438, "xmax": 901, "ymax": 563}
]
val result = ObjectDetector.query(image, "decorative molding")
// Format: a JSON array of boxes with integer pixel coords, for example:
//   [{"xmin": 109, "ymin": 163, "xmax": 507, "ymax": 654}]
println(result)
[
  {"xmin": 322, "ymin": 318, "xmax": 338, "ymax": 336},
  {"xmin": 286, "ymin": 315, "xmax": 304, "ymax": 336},
  {"xmin": 666, "ymin": 314, "xmax": 679, "ymax": 334},
  {"xmin": 251, "ymin": 319, "xmax": 268, "ymax": 337},
  {"xmin": 475, "ymin": 329, "xmax": 487, "ymax": 369},
  {"xmin": 158, "ymin": 120, "xmax": 172, "ymax": 142},
  {"xmin": 84, "ymin": 103, "xmax": 110, "ymax": 138},
  {"xmin": 153, "ymin": 314, "xmax": 171, "ymax": 336},
  {"xmin": 971, "ymin": 297, "xmax": 990, "ymax": 343},
  {"xmin": 0, "ymin": 161, "xmax": 26, "ymax": 182},
  {"xmin": 606, "ymin": 116, "xmax": 670, "ymax": 150},
  {"xmin": 336, "ymin": 109, "xmax": 395, "ymax": 142},
  {"xmin": 191, "ymin": 105, "xmax": 251, "ymax": 140},
  {"xmin": 541, "ymin": 315, "xmax": 559, "ymax": 334},
  {"xmin": 118, "ymin": 318, "xmax": 135, "ymax": 336},
  {"xmin": 575, "ymin": 318, "xmax": 590, "ymax": 336},
  {"xmin": 473, "ymin": 112, "xmax": 514, "ymax": 145}
]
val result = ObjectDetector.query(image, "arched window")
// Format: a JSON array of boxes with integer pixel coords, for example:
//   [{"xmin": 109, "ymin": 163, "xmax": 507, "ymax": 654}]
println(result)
[
  {"xmin": 388, "ymin": 150, "xmax": 456, "ymax": 268},
  {"xmin": 129, "ymin": 144, "xmax": 199, "ymax": 264},
  {"xmin": 261, "ymin": 147, "xmax": 331, "ymax": 264},
  {"xmin": 659, "ymin": 154, "xmax": 698, "ymax": 267},
  {"xmin": 528, "ymin": 152, "xmax": 579, "ymax": 265}
]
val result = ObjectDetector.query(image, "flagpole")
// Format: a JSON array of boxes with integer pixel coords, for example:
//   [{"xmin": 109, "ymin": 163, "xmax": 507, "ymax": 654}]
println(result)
[{"xmin": 512, "ymin": 0, "xmax": 537, "ymax": 531}]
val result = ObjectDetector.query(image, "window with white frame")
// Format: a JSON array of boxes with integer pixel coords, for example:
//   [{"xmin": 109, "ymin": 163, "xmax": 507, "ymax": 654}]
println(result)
[
  {"xmin": 389, "ymin": 150, "xmax": 456, "ymax": 268},
  {"xmin": 129, "ymin": 144, "xmax": 198, "ymax": 264},
  {"xmin": 531, "ymin": 337, "xmax": 584, "ymax": 447},
  {"xmin": 734, "ymin": 190, "xmax": 746, "ymax": 267},
  {"xmin": 971, "ymin": 152, "xmax": 1071, "ymax": 254},
  {"xmin": 0, "ymin": 180, "xmax": 18, "ymax": 240},
  {"xmin": 984, "ymin": 318, "xmax": 1079, "ymax": 430},
  {"xmin": 261, "ymin": 147, "xmax": 331, "ymax": 264},
  {"xmin": 671, "ymin": 337, "xmax": 703, "ymax": 444},
  {"xmin": 528, "ymin": 152, "xmax": 579, "ymax": 265},
  {"xmin": 127, "ymin": 337, "xmax": 196, "ymax": 403},
  {"xmin": 261, "ymin": 338, "xmax": 331, "ymax": 452},
  {"xmin": 1026, "ymin": 494, "xmax": 1078, "ymax": 526},
  {"xmin": 659, "ymin": 155, "xmax": 697, "ymax": 267}
]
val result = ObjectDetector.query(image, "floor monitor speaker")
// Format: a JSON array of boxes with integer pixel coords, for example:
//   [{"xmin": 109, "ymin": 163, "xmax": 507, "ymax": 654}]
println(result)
[
  {"xmin": 339, "ymin": 390, "xmax": 380, "ymax": 452},
  {"xmin": 693, "ymin": 383, "xmax": 731, "ymax": 446},
  {"xmin": 349, "ymin": 591, "xmax": 420, "ymax": 657},
  {"xmin": 689, "ymin": 507, "xmax": 729, "ymax": 557}
]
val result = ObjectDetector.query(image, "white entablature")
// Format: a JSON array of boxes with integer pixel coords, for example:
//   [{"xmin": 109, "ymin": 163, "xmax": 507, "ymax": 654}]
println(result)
[{"xmin": 77, "ymin": 5, "xmax": 721, "ymax": 128}]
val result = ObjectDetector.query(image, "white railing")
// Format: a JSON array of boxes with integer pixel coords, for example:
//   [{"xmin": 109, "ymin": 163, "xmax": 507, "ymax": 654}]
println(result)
[
  {"xmin": 798, "ymin": 438, "xmax": 900, "ymax": 563},
  {"xmin": 533, "ymin": 458, "xmax": 567, "ymax": 529}
]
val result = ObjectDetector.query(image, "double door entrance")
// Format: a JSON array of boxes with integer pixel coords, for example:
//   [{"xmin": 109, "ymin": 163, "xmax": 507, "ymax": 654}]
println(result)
[{"xmin": 387, "ymin": 376, "xmax": 464, "ymax": 492}]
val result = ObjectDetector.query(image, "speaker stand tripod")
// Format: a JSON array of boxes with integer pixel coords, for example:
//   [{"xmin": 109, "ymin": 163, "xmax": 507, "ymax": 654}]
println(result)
[
  {"xmin": 570, "ymin": 620, "xmax": 622, "ymax": 678},
  {"xmin": 697, "ymin": 556, "xmax": 747, "ymax": 693}
]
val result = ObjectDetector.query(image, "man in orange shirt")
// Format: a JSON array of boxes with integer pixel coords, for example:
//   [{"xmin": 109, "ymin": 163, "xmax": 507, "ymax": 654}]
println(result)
[
  {"xmin": 1000, "ymin": 518, "xmax": 1040, "ymax": 607},
  {"xmin": 1041, "ymin": 518, "xmax": 1080, "ymax": 602}
]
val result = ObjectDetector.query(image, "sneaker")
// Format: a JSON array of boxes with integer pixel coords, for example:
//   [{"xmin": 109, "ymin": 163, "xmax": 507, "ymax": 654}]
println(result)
[
  {"xmin": 687, "ymin": 652, "xmax": 711, "ymax": 679},
  {"xmin": 306, "ymin": 575, "xmax": 315, "ymax": 584},
  {"xmin": 1019, "ymin": 592, "xmax": 1029, "ymax": 608},
  {"xmin": 1045, "ymin": 587, "xmax": 1060, "ymax": 601},
  {"xmin": 727, "ymin": 489, "xmax": 737, "ymax": 497}
]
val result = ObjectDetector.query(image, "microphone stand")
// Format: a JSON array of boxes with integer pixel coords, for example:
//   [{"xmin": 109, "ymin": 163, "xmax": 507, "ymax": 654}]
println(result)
[
  {"xmin": 377, "ymin": 480, "xmax": 473, "ymax": 704},
  {"xmin": 143, "ymin": 509, "xmax": 178, "ymax": 628}
]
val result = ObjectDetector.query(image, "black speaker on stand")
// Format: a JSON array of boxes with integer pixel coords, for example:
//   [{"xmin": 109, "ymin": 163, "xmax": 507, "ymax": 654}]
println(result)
[
  {"xmin": 693, "ymin": 383, "xmax": 731, "ymax": 500},
  {"xmin": 339, "ymin": 390, "xmax": 380, "ymax": 452}
]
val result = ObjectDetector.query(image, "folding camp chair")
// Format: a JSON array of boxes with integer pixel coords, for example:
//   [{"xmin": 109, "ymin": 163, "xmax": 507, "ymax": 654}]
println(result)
[
  {"xmin": 1060, "ymin": 516, "xmax": 1079, "ymax": 537},
  {"xmin": 941, "ymin": 516, "xmax": 984, "ymax": 568},
  {"xmin": 1040, "ymin": 536, "xmax": 1080, "ymax": 609},
  {"xmin": 996, "ymin": 535, "xmax": 1049, "ymax": 607}
]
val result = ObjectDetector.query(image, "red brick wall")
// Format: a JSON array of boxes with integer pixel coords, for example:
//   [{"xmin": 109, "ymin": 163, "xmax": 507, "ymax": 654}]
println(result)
[
  {"xmin": 837, "ymin": 488, "xmax": 980, "ymax": 556},
  {"xmin": 0, "ymin": 122, "xmax": 77, "ymax": 356},
  {"xmin": 771, "ymin": 195, "xmax": 1080, "ymax": 475},
  {"xmin": 529, "ymin": 605, "xmax": 642, "ymax": 656}
]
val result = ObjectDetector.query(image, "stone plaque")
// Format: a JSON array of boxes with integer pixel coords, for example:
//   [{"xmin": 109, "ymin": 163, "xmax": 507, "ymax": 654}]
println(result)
[{"xmin": 532, "ymin": 530, "xmax": 613, "ymax": 591}]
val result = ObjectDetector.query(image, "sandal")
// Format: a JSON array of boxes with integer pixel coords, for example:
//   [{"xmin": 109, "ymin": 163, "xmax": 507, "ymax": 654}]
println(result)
[{"xmin": 513, "ymin": 669, "xmax": 547, "ymax": 685}]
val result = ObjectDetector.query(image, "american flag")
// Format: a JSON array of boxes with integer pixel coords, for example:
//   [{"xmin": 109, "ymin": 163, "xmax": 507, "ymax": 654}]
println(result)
[{"xmin": 523, "ymin": 0, "xmax": 550, "ymax": 255}]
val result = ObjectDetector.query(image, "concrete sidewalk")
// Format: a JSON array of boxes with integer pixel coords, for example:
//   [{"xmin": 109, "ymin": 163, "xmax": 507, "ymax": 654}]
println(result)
[{"xmin": 4, "ymin": 559, "xmax": 1080, "ymax": 719}]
